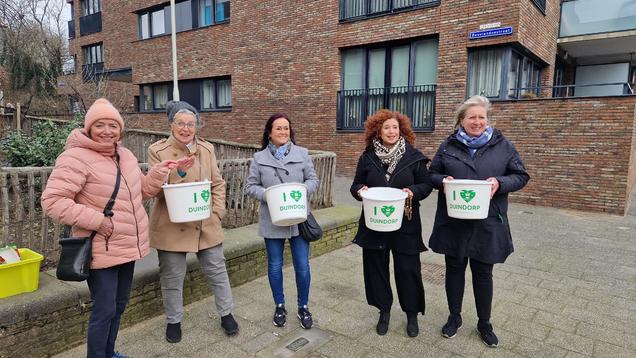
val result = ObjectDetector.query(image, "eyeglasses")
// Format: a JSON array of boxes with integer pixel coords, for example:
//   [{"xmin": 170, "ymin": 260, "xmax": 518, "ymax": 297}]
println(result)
[{"xmin": 174, "ymin": 121, "xmax": 196, "ymax": 129}]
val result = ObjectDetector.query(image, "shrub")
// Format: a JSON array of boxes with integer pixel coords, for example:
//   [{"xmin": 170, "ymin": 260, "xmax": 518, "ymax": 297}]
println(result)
[{"xmin": 0, "ymin": 116, "xmax": 83, "ymax": 167}]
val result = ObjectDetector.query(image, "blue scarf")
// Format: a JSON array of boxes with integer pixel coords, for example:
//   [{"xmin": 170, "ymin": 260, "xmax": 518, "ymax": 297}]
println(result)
[
  {"xmin": 268, "ymin": 141, "xmax": 291, "ymax": 161},
  {"xmin": 455, "ymin": 126, "xmax": 494, "ymax": 157}
]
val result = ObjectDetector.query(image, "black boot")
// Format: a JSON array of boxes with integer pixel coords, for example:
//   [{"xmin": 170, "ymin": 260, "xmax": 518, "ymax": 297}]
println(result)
[
  {"xmin": 166, "ymin": 322, "xmax": 182, "ymax": 343},
  {"xmin": 376, "ymin": 311, "xmax": 390, "ymax": 335},
  {"xmin": 406, "ymin": 313, "xmax": 419, "ymax": 337},
  {"xmin": 221, "ymin": 313, "xmax": 239, "ymax": 336}
]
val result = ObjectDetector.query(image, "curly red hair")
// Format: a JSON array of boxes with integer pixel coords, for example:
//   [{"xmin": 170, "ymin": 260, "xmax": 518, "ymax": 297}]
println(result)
[{"xmin": 364, "ymin": 109, "xmax": 416, "ymax": 148}]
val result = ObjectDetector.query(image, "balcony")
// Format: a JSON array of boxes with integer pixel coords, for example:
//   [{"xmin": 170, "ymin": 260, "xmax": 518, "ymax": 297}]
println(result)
[
  {"xmin": 79, "ymin": 12, "xmax": 102, "ymax": 36},
  {"xmin": 336, "ymin": 85, "xmax": 436, "ymax": 131},
  {"xmin": 67, "ymin": 20, "xmax": 75, "ymax": 39},
  {"xmin": 82, "ymin": 62, "xmax": 104, "ymax": 82},
  {"xmin": 508, "ymin": 82, "xmax": 634, "ymax": 99},
  {"xmin": 559, "ymin": 0, "xmax": 636, "ymax": 37},
  {"xmin": 339, "ymin": 0, "xmax": 440, "ymax": 21}
]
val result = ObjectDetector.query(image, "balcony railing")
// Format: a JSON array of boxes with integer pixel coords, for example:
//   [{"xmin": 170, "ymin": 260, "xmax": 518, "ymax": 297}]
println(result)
[
  {"xmin": 509, "ymin": 82, "xmax": 634, "ymax": 99},
  {"xmin": 339, "ymin": 0, "xmax": 440, "ymax": 21},
  {"xmin": 82, "ymin": 62, "xmax": 104, "ymax": 82},
  {"xmin": 337, "ymin": 84, "xmax": 436, "ymax": 131},
  {"xmin": 67, "ymin": 20, "xmax": 75, "ymax": 39},
  {"xmin": 79, "ymin": 11, "xmax": 102, "ymax": 36},
  {"xmin": 559, "ymin": 0, "xmax": 636, "ymax": 37}
]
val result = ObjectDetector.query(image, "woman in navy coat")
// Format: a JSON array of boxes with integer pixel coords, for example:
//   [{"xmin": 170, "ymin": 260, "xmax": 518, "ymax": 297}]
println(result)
[
  {"xmin": 350, "ymin": 109, "xmax": 433, "ymax": 338},
  {"xmin": 428, "ymin": 95, "xmax": 529, "ymax": 347}
]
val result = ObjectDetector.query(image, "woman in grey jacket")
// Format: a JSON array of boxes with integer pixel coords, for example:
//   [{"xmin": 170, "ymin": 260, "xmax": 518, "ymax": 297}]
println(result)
[{"xmin": 244, "ymin": 113, "xmax": 319, "ymax": 329}]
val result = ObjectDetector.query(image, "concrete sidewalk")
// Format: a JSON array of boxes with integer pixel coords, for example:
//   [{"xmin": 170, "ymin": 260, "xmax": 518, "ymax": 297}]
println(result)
[{"xmin": 55, "ymin": 178, "xmax": 636, "ymax": 357}]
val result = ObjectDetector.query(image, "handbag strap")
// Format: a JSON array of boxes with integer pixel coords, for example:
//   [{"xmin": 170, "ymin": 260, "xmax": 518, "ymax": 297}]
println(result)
[{"xmin": 62, "ymin": 153, "xmax": 122, "ymax": 239}]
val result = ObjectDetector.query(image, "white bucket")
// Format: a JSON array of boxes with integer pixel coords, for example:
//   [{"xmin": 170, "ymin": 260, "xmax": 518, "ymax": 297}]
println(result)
[
  {"xmin": 264, "ymin": 183, "xmax": 308, "ymax": 226},
  {"xmin": 443, "ymin": 179, "xmax": 492, "ymax": 219},
  {"xmin": 162, "ymin": 181, "xmax": 212, "ymax": 223},
  {"xmin": 360, "ymin": 187, "xmax": 408, "ymax": 232}
]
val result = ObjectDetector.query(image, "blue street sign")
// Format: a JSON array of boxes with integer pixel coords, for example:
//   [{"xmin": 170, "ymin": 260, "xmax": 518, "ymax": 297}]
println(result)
[{"xmin": 469, "ymin": 27, "xmax": 513, "ymax": 40}]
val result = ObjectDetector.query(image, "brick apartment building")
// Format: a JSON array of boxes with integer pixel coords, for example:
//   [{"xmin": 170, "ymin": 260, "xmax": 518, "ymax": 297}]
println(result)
[{"xmin": 62, "ymin": 0, "xmax": 636, "ymax": 214}]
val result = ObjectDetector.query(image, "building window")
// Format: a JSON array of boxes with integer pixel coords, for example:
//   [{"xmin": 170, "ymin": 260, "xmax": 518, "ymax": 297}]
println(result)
[
  {"xmin": 202, "ymin": 78, "xmax": 232, "ymax": 109},
  {"xmin": 140, "ymin": 83, "xmax": 171, "ymax": 111},
  {"xmin": 338, "ymin": 38, "xmax": 438, "ymax": 131},
  {"xmin": 139, "ymin": 0, "xmax": 229, "ymax": 39},
  {"xmin": 467, "ymin": 46, "xmax": 542, "ymax": 99},
  {"xmin": 83, "ymin": 43, "xmax": 103, "ymax": 65},
  {"xmin": 340, "ymin": 0, "xmax": 440, "ymax": 21},
  {"xmin": 81, "ymin": 0, "xmax": 100, "ymax": 16},
  {"xmin": 531, "ymin": 0, "xmax": 546, "ymax": 13},
  {"xmin": 140, "ymin": 77, "xmax": 231, "ymax": 112}
]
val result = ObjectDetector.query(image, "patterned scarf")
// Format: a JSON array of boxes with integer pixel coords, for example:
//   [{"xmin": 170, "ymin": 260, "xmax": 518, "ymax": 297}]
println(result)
[
  {"xmin": 268, "ymin": 140, "xmax": 291, "ymax": 161},
  {"xmin": 456, "ymin": 126, "xmax": 494, "ymax": 157},
  {"xmin": 373, "ymin": 136, "xmax": 406, "ymax": 181}
]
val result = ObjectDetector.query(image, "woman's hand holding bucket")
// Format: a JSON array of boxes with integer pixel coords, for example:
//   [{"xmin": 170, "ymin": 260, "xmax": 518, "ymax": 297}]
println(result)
[
  {"xmin": 485, "ymin": 177, "xmax": 499, "ymax": 198},
  {"xmin": 357, "ymin": 185, "xmax": 368, "ymax": 199}
]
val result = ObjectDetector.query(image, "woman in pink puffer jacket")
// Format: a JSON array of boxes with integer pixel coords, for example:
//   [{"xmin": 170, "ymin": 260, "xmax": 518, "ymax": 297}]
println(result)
[{"xmin": 42, "ymin": 98, "xmax": 182, "ymax": 358}]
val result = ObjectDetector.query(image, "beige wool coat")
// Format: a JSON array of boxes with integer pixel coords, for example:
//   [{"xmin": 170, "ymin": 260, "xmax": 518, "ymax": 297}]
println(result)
[{"xmin": 148, "ymin": 135, "xmax": 226, "ymax": 252}]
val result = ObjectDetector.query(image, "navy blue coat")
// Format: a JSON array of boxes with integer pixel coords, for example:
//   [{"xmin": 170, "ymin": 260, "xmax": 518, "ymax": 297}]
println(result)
[
  {"xmin": 350, "ymin": 143, "xmax": 433, "ymax": 254},
  {"xmin": 428, "ymin": 129, "xmax": 529, "ymax": 264}
]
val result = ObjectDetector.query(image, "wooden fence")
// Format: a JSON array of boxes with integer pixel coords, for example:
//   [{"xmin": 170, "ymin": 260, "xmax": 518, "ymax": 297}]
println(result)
[{"xmin": 0, "ymin": 122, "xmax": 336, "ymax": 270}]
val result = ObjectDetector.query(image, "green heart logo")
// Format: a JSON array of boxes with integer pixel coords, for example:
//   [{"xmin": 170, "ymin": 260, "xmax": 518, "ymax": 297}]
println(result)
[
  {"xmin": 201, "ymin": 189, "xmax": 210, "ymax": 203},
  {"xmin": 380, "ymin": 205, "xmax": 395, "ymax": 217},
  {"xmin": 460, "ymin": 190, "xmax": 476, "ymax": 203},
  {"xmin": 290, "ymin": 190, "xmax": 302, "ymax": 202}
]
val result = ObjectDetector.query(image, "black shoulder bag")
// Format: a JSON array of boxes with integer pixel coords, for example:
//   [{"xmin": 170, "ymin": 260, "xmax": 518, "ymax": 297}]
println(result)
[
  {"xmin": 56, "ymin": 154, "xmax": 122, "ymax": 281},
  {"xmin": 274, "ymin": 167, "xmax": 323, "ymax": 242}
]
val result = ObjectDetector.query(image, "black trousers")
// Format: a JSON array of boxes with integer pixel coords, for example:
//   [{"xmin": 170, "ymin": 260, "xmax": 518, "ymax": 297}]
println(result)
[
  {"xmin": 444, "ymin": 255, "xmax": 493, "ymax": 320},
  {"xmin": 362, "ymin": 248, "xmax": 425, "ymax": 315},
  {"xmin": 86, "ymin": 261, "xmax": 135, "ymax": 358}
]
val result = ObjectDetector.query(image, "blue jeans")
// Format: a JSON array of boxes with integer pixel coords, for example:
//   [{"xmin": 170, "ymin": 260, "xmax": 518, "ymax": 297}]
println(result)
[
  {"xmin": 264, "ymin": 236, "xmax": 311, "ymax": 307},
  {"xmin": 86, "ymin": 261, "xmax": 135, "ymax": 358}
]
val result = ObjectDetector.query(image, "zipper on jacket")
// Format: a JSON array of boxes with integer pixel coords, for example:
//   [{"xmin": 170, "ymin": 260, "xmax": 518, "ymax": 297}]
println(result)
[{"xmin": 120, "ymin": 171, "xmax": 142, "ymax": 257}]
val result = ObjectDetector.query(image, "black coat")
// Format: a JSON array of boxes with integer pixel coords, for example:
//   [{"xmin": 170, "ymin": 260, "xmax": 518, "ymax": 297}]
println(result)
[
  {"xmin": 350, "ymin": 143, "xmax": 433, "ymax": 254},
  {"xmin": 428, "ymin": 128, "xmax": 530, "ymax": 264}
]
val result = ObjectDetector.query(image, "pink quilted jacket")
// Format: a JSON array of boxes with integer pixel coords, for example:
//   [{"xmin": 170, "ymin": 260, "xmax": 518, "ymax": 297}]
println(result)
[{"xmin": 42, "ymin": 129, "xmax": 169, "ymax": 269}]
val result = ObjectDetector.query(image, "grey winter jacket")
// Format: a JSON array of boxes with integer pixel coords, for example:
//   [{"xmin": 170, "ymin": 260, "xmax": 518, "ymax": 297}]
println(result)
[{"xmin": 244, "ymin": 143, "xmax": 319, "ymax": 239}]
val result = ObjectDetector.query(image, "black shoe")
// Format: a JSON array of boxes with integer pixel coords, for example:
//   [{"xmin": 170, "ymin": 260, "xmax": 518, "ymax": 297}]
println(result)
[
  {"xmin": 166, "ymin": 322, "xmax": 181, "ymax": 343},
  {"xmin": 442, "ymin": 314, "xmax": 463, "ymax": 339},
  {"xmin": 406, "ymin": 313, "xmax": 419, "ymax": 337},
  {"xmin": 297, "ymin": 306, "xmax": 313, "ymax": 329},
  {"xmin": 477, "ymin": 320, "xmax": 499, "ymax": 347},
  {"xmin": 273, "ymin": 304, "xmax": 287, "ymax": 327},
  {"xmin": 376, "ymin": 311, "xmax": 390, "ymax": 336},
  {"xmin": 221, "ymin": 313, "xmax": 239, "ymax": 336}
]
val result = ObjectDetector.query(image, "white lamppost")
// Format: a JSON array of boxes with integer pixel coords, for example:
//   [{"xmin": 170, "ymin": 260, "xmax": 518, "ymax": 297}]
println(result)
[{"xmin": 170, "ymin": 0, "xmax": 180, "ymax": 100}]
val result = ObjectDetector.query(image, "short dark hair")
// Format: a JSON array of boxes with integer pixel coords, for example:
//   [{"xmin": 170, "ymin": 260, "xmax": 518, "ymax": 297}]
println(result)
[{"xmin": 261, "ymin": 112, "xmax": 296, "ymax": 149}]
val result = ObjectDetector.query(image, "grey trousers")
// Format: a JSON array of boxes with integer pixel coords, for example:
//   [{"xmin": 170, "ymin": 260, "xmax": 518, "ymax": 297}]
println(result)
[{"xmin": 158, "ymin": 245, "xmax": 234, "ymax": 323}]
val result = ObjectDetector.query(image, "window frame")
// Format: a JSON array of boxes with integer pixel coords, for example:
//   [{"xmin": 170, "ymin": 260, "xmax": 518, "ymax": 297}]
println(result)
[
  {"xmin": 81, "ymin": 0, "xmax": 101, "ymax": 16},
  {"xmin": 466, "ymin": 46, "xmax": 544, "ymax": 100},
  {"xmin": 338, "ymin": 37, "xmax": 438, "ymax": 131},
  {"xmin": 139, "ymin": 76, "xmax": 232, "ymax": 112},
  {"xmin": 137, "ymin": 0, "xmax": 229, "ymax": 40},
  {"xmin": 339, "ymin": 0, "xmax": 440, "ymax": 22},
  {"xmin": 82, "ymin": 43, "xmax": 104, "ymax": 65}
]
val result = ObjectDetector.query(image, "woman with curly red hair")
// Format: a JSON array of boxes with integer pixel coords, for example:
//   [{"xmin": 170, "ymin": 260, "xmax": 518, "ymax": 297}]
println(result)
[{"xmin": 350, "ymin": 109, "xmax": 433, "ymax": 338}]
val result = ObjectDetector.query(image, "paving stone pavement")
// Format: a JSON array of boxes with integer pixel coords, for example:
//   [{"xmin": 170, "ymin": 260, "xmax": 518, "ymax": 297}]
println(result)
[{"xmin": 55, "ymin": 177, "xmax": 636, "ymax": 358}]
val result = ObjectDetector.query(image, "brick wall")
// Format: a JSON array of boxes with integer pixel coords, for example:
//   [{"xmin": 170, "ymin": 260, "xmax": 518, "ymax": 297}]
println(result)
[
  {"xmin": 0, "ymin": 211, "xmax": 358, "ymax": 358},
  {"xmin": 491, "ymin": 97, "xmax": 636, "ymax": 215},
  {"xmin": 63, "ymin": 1, "xmax": 636, "ymax": 214}
]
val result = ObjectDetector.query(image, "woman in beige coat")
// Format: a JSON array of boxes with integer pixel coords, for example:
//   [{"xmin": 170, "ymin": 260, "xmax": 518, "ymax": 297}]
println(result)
[{"xmin": 148, "ymin": 101, "xmax": 238, "ymax": 343}]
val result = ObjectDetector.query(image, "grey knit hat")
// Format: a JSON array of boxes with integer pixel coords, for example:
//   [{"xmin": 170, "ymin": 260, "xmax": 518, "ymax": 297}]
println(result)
[{"xmin": 166, "ymin": 100, "xmax": 201, "ymax": 126}]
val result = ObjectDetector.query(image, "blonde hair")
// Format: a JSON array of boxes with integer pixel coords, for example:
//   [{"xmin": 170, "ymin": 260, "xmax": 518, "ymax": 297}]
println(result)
[{"xmin": 454, "ymin": 95, "xmax": 491, "ymax": 129}]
